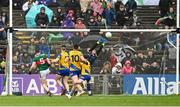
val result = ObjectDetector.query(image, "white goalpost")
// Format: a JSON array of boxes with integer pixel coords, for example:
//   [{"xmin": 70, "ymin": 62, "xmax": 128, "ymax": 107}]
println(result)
[
  {"xmin": 6, "ymin": 0, "xmax": 180, "ymax": 95},
  {"xmin": 175, "ymin": 0, "xmax": 179, "ymax": 95},
  {"xmin": 8, "ymin": 0, "xmax": 13, "ymax": 95}
]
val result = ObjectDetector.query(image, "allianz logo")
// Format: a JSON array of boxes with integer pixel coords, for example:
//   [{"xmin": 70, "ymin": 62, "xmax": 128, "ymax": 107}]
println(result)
[{"xmin": 132, "ymin": 77, "xmax": 177, "ymax": 95}]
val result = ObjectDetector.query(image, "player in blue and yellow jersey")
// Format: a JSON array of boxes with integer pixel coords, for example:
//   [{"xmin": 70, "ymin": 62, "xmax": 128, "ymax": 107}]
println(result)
[
  {"xmin": 69, "ymin": 44, "xmax": 87, "ymax": 96},
  {"xmin": 51, "ymin": 45, "xmax": 70, "ymax": 98},
  {"xmin": 75, "ymin": 60, "xmax": 92, "ymax": 96}
]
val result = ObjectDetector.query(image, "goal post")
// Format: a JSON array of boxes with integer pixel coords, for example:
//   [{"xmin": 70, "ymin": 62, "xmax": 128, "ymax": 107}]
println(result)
[{"xmin": 6, "ymin": 0, "xmax": 179, "ymax": 96}]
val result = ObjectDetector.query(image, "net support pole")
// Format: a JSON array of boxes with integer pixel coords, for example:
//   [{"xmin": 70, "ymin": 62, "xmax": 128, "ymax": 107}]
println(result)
[
  {"xmin": 8, "ymin": 0, "xmax": 13, "ymax": 95},
  {"xmin": 176, "ymin": 34, "xmax": 179, "ymax": 95},
  {"xmin": 176, "ymin": 0, "xmax": 180, "ymax": 95}
]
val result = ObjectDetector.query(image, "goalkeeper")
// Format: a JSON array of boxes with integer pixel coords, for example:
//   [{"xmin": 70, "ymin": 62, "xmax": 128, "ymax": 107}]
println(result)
[{"xmin": 86, "ymin": 33, "xmax": 109, "ymax": 65}]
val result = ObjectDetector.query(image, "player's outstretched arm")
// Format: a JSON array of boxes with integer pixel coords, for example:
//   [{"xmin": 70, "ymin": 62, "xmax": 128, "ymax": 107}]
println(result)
[
  {"xmin": 51, "ymin": 57, "xmax": 59, "ymax": 63},
  {"xmin": 46, "ymin": 58, "xmax": 51, "ymax": 65},
  {"xmin": 80, "ymin": 55, "xmax": 87, "ymax": 63},
  {"xmin": 29, "ymin": 62, "xmax": 37, "ymax": 74}
]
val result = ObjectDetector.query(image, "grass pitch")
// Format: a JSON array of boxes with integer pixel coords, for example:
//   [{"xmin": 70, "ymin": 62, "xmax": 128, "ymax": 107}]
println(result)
[{"xmin": 0, "ymin": 95, "xmax": 180, "ymax": 106}]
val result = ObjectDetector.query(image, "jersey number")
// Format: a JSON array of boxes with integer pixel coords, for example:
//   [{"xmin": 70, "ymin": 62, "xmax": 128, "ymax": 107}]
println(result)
[
  {"xmin": 39, "ymin": 58, "xmax": 45, "ymax": 64},
  {"xmin": 71, "ymin": 55, "xmax": 79, "ymax": 62}
]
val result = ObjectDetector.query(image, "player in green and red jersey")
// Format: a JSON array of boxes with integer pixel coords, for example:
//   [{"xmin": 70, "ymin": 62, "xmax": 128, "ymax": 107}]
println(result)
[{"xmin": 29, "ymin": 49, "xmax": 52, "ymax": 96}]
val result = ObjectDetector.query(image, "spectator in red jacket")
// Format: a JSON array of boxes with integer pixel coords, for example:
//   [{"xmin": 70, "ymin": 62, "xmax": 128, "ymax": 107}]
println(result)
[
  {"xmin": 110, "ymin": 52, "xmax": 118, "ymax": 68},
  {"xmin": 75, "ymin": 18, "xmax": 87, "ymax": 37},
  {"xmin": 122, "ymin": 60, "xmax": 135, "ymax": 74},
  {"xmin": 90, "ymin": 0, "xmax": 104, "ymax": 15}
]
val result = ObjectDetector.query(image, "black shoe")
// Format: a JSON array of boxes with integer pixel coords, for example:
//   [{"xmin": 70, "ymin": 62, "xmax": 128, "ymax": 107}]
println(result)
[{"xmin": 46, "ymin": 91, "xmax": 52, "ymax": 97}]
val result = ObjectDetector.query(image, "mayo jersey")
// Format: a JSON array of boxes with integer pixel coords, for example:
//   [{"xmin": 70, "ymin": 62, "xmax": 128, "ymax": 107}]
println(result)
[
  {"xmin": 33, "ymin": 54, "xmax": 49, "ymax": 71},
  {"xmin": 57, "ymin": 51, "xmax": 69, "ymax": 69},
  {"xmin": 69, "ymin": 50, "xmax": 83, "ymax": 70},
  {"xmin": 81, "ymin": 61, "xmax": 91, "ymax": 75}
]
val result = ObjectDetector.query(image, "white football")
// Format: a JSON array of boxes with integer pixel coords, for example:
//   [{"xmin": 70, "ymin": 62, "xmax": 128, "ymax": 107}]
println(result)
[
  {"xmin": 1, "ymin": 91, "xmax": 7, "ymax": 96},
  {"xmin": 105, "ymin": 32, "xmax": 112, "ymax": 38}
]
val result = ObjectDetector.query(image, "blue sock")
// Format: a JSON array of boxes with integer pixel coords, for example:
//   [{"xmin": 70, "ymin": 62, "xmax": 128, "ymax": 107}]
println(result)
[{"xmin": 87, "ymin": 83, "xmax": 91, "ymax": 91}]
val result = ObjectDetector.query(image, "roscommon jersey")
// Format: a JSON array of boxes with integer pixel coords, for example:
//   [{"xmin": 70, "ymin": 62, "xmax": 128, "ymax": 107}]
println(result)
[
  {"xmin": 81, "ymin": 61, "xmax": 91, "ymax": 75},
  {"xmin": 69, "ymin": 50, "xmax": 83, "ymax": 71},
  {"xmin": 57, "ymin": 51, "xmax": 69, "ymax": 69},
  {"xmin": 33, "ymin": 54, "xmax": 49, "ymax": 71}
]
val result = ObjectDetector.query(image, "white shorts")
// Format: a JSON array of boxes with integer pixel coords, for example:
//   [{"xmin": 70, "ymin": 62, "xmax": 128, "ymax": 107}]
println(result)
[{"xmin": 40, "ymin": 68, "xmax": 50, "ymax": 80}]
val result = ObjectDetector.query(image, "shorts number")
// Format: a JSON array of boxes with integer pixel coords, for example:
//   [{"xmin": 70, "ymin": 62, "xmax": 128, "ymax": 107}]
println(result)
[{"xmin": 71, "ymin": 55, "xmax": 79, "ymax": 62}]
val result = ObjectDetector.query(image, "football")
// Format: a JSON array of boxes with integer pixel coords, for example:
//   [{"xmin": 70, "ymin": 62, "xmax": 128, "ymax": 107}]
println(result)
[{"xmin": 105, "ymin": 32, "xmax": 112, "ymax": 38}]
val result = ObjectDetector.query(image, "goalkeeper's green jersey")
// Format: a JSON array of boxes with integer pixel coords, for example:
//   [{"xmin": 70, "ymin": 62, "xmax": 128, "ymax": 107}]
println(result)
[{"xmin": 32, "ymin": 54, "xmax": 49, "ymax": 71}]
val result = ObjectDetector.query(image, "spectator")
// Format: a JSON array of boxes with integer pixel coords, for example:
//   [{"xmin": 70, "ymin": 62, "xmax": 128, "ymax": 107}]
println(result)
[
  {"xmin": 36, "ymin": 0, "xmax": 54, "ymax": 5},
  {"xmin": 64, "ymin": 0, "xmax": 81, "ymax": 14},
  {"xmin": 0, "ymin": 17, "xmax": 6, "ymax": 40},
  {"xmin": 116, "ymin": 5, "xmax": 128, "ymax": 27},
  {"xmin": 144, "ymin": 49, "xmax": 160, "ymax": 74},
  {"xmin": 158, "ymin": 0, "xmax": 171, "ymax": 17},
  {"xmin": 109, "ymin": 51, "xmax": 118, "ymax": 68},
  {"xmin": 13, "ymin": 65, "xmax": 19, "ymax": 74},
  {"xmin": 14, "ymin": 44, "xmax": 25, "ymax": 54},
  {"xmin": 49, "ymin": 15, "xmax": 59, "ymax": 28},
  {"xmin": 28, "ymin": 37, "xmax": 36, "ymax": 57},
  {"xmin": 75, "ymin": 18, "xmax": 87, "ymax": 37},
  {"xmin": 22, "ymin": 52, "xmax": 32, "ymax": 64},
  {"xmin": 55, "ymin": 8, "xmax": 65, "ymax": 26},
  {"xmin": 1, "ymin": 12, "xmax": 8, "ymax": 25},
  {"xmin": 90, "ymin": 0, "xmax": 104, "ymax": 15},
  {"xmin": 13, "ymin": 0, "xmax": 24, "ymax": 10},
  {"xmin": 103, "ymin": 3, "xmax": 115, "ymax": 27},
  {"xmin": 80, "ymin": 0, "xmax": 92, "ymax": 13},
  {"xmin": 146, "ymin": 49, "xmax": 157, "ymax": 66},
  {"xmin": 121, "ymin": 60, "xmax": 135, "ymax": 74},
  {"xmin": 100, "ymin": 0, "xmax": 107, "ymax": 9},
  {"xmin": 22, "ymin": 0, "xmax": 36, "ymax": 15},
  {"xmin": 114, "ymin": 0, "xmax": 124, "ymax": 12},
  {"xmin": 13, "ymin": 55, "xmax": 20, "ymax": 64},
  {"xmin": 0, "ymin": 59, "xmax": 5, "ymax": 74},
  {"xmin": 35, "ymin": 7, "xmax": 49, "ymax": 28},
  {"xmin": 38, "ymin": 36, "xmax": 50, "ymax": 57},
  {"xmin": 163, "ymin": 7, "xmax": 176, "ymax": 29},
  {"xmin": 83, "ymin": 9, "xmax": 93, "ymax": 25},
  {"xmin": 125, "ymin": 0, "xmax": 137, "ymax": 18},
  {"xmin": 66, "ymin": 10, "xmax": 75, "ymax": 21},
  {"xmin": 134, "ymin": 51, "xmax": 145, "ymax": 74},
  {"xmin": 96, "ymin": 14, "xmax": 106, "ymax": 29},
  {"xmin": 122, "ymin": 52, "xmax": 133, "ymax": 66},
  {"xmin": 61, "ymin": 16, "xmax": 75, "ymax": 39},
  {"xmin": 112, "ymin": 63, "xmax": 122, "ymax": 75},
  {"xmin": 87, "ymin": 16, "xmax": 98, "ymax": 29},
  {"xmin": 100, "ymin": 61, "xmax": 111, "ymax": 74},
  {"xmin": 18, "ymin": 64, "xmax": 28, "ymax": 74}
]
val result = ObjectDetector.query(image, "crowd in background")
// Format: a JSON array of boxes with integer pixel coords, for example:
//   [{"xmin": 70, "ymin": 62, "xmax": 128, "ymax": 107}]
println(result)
[
  {"xmin": 0, "ymin": 11, "xmax": 8, "ymax": 40},
  {"xmin": 11, "ymin": 32, "xmax": 177, "ymax": 75},
  {"xmin": 156, "ymin": 0, "xmax": 176, "ymax": 29},
  {"xmin": 21, "ymin": 0, "xmax": 139, "ymax": 29},
  {"xmin": 0, "ymin": 49, "xmax": 6, "ymax": 74},
  {"xmin": 0, "ymin": 0, "xmax": 178, "ymax": 75}
]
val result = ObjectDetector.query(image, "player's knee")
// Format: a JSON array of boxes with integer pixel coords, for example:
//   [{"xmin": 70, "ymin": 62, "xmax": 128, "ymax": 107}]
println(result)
[
  {"xmin": 55, "ymin": 75, "xmax": 61, "ymax": 81},
  {"xmin": 41, "ymin": 79, "xmax": 47, "ymax": 84}
]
